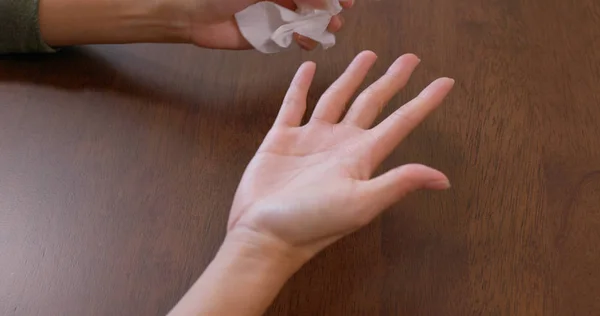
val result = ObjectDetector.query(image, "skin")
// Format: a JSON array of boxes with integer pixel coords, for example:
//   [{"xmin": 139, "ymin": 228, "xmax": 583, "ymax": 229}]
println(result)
[
  {"xmin": 169, "ymin": 51, "xmax": 455, "ymax": 315},
  {"xmin": 38, "ymin": 0, "xmax": 351, "ymax": 50}
]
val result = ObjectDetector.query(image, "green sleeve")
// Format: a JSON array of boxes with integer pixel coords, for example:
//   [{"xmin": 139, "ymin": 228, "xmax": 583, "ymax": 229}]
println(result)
[{"xmin": 0, "ymin": 0, "xmax": 55, "ymax": 53}]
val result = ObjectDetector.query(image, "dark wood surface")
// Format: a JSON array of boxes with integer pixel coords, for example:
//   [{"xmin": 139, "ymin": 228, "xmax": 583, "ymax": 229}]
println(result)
[{"xmin": 2, "ymin": 0, "xmax": 600, "ymax": 315}]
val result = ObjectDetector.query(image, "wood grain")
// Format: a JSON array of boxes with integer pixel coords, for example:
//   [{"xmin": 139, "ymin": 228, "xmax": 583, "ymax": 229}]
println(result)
[{"xmin": 2, "ymin": 0, "xmax": 600, "ymax": 315}]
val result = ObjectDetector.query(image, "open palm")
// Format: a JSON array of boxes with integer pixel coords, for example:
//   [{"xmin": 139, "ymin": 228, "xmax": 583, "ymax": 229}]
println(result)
[{"xmin": 228, "ymin": 51, "xmax": 454, "ymax": 261}]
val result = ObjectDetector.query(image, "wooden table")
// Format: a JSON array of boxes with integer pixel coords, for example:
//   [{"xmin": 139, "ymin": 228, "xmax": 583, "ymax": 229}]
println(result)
[{"xmin": 2, "ymin": 0, "xmax": 600, "ymax": 315}]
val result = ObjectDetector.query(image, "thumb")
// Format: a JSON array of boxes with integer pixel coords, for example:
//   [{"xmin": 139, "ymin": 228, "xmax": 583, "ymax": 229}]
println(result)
[{"xmin": 361, "ymin": 163, "xmax": 450, "ymax": 213}]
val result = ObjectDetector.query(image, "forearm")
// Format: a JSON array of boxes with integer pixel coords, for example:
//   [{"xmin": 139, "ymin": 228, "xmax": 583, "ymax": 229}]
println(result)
[
  {"xmin": 38, "ymin": 0, "xmax": 190, "ymax": 46},
  {"xmin": 168, "ymin": 228, "xmax": 304, "ymax": 316}
]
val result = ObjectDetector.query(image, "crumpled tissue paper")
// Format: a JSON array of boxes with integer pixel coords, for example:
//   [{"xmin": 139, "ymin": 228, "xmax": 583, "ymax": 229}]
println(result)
[{"xmin": 235, "ymin": 0, "xmax": 343, "ymax": 53}]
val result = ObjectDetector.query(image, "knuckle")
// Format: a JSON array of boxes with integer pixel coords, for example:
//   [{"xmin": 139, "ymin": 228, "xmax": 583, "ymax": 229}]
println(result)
[
  {"xmin": 384, "ymin": 70, "xmax": 409, "ymax": 83},
  {"xmin": 390, "ymin": 108, "xmax": 416, "ymax": 125},
  {"xmin": 323, "ymin": 83, "xmax": 344, "ymax": 99},
  {"xmin": 359, "ymin": 87, "xmax": 380, "ymax": 102},
  {"xmin": 364, "ymin": 129, "xmax": 381, "ymax": 143}
]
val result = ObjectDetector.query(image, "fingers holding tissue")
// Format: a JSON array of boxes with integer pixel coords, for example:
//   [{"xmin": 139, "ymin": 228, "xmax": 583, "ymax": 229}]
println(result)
[{"xmin": 236, "ymin": 0, "xmax": 352, "ymax": 53}]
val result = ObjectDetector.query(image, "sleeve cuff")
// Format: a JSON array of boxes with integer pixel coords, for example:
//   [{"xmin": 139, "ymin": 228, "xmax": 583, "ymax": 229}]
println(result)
[{"xmin": 0, "ymin": 0, "xmax": 56, "ymax": 53}]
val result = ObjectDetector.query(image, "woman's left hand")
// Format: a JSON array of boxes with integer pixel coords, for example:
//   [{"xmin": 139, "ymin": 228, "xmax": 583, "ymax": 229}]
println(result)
[
  {"xmin": 177, "ymin": 0, "xmax": 352, "ymax": 50},
  {"xmin": 39, "ymin": 0, "xmax": 348, "ymax": 50}
]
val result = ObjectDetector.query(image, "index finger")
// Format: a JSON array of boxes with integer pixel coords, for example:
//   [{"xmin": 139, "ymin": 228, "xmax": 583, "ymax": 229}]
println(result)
[{"xmin": 368, "ymin": 78, "xmax": 455, "ymax": 167}]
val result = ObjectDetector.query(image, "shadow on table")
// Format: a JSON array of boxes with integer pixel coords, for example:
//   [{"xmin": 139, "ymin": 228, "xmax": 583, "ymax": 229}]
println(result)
[
  {"xmin": 0, "ymin": 47, "xmax": 196, "ymax": 107},
  {"xmin": 0, "ymin": 46, "xmax": 300, "ymax": 121}
]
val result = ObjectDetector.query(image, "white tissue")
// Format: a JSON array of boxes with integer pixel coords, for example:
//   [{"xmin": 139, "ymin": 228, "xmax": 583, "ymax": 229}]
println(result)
[{"xmin": 235, "ymin": 0, "xmax": 343, "ymax": 54}]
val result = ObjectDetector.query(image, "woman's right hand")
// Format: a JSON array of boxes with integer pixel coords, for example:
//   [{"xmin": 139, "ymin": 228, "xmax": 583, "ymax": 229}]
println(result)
[
  {"xmin": 227, "ymin": 51, "xmax": 455, "ymax": 267},
  {"xmin": 169, "ymin": 51, "xmax": 454, "ymax": 316}
]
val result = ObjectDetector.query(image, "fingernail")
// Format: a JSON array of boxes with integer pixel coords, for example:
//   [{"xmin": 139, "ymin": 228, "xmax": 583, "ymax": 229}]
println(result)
[
  {"xmin": 428, "ymin": 179, "xmax": 451, "ymax": 190},
  {"xmin": 296, "ymin": 35, "xmax": 316, "ymax": 50},
  {"xmin": 298, "ymin": 41, "xmax": 312, "ymax": 50},
  {"xmin": 297, "ymin": 34, "xmax": 310, "ymax": 43},
  {"xmin": 442, "ymin": 180, "xmax": 451, "ymax": 189},
  {"xmin": 294, "ymin": 33, "xmax": 307, "ymax": 47},
  {"xmin": 339, "ymin": 16, "xmax": 345, "ymax": 25}
]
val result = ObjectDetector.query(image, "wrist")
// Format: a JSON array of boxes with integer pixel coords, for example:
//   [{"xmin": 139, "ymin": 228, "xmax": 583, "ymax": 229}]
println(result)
[
  {"xmin": 220, "ymin": 226, "xmax": 307, "ymax": 279},
  {"xmin": 169, "ymin": 228, "xmax": 304, "ymax": 315},
  {"xmin": 39, "ymin": 0, "xmax": 191, "ymax": 47}
]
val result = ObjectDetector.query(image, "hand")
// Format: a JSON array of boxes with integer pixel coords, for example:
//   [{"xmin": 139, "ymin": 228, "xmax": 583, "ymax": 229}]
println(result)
[
  {"xmin": 168, "ymin": 52, "xmax": 454, "ymax": 316},
  {"xmin": 228, "ymin": 51, "xmax": 455, "ymax": 265},
  {"xmin": 38, "ymin": 0, "xmax": 348, "ymax": 50},
  {"xmin": 180, "ymin": 0, "xmax": 352, "ymax": 50}
]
